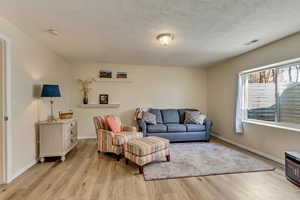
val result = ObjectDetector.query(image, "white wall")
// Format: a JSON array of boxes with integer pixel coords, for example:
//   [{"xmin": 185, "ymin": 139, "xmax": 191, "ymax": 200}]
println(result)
[
  {"xmin": 0, "ymin": 17, "xmax": 73, "ymax": 180},
  {"xmin": 71, "ymin": 63, "xmax": 207, "ymax": 138},
  {"xmin": 207, "ymin": 32, "xmax": 300, "ymax": 164}
]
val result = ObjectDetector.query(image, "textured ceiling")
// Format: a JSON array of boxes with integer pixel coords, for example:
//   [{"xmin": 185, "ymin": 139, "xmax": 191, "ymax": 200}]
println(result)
[{"xmin": 1, "ymin": 0, "xmax": 300, "ymax": 67}]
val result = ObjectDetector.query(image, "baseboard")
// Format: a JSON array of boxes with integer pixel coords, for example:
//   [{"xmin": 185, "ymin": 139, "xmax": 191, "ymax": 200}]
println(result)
[
  {"xmin": 212, "ymin": 133, "xmax": 285, "ymax": 165},
  {"xmin": 78, "ymin": 136, "xmax": 97, "ymax": 139},
  {"xmin": 7, "ymin": 160, "xmax": 37, "ymax": 183}
]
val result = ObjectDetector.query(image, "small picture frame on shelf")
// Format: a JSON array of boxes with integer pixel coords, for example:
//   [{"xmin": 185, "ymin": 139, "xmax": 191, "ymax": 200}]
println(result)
[
  {"xmin": 99, "ymin": 94, "xmax": 109, "ymax": 104},
  {"xmin": 116, "ymin": 72, "xmax": 128, "ymax": 79},
  {"xmin": 99, "ymin": 70, "xmax": 112, "ymax": 79}
]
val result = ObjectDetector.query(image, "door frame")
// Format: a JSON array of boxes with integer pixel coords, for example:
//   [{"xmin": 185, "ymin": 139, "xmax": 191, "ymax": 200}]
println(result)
[{"xmin": 0, "ymin": 34, "xmax": 12, "ymax": 184}]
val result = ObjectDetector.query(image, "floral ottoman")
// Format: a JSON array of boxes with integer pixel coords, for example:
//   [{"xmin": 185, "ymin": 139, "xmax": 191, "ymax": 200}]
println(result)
[{"xmin": 124, "ymin": 136, "xmax": 170, "ymax": 174}]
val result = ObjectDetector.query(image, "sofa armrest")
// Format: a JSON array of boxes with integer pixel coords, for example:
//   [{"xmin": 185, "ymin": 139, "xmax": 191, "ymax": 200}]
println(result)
[
  {"xmin": 204, "ymin": 120, "xmax": 213, "ymax": 139},
  {"xmin": 96, "ymin": 129, "xmax": 115, "ymax": 152},
  {"xmin": 137, "ymin": 119, "xmax": 147, "ymax": 137},
  {"xmin": 122, "ymin": 125, "xmax": 137, "ymax": 132}
]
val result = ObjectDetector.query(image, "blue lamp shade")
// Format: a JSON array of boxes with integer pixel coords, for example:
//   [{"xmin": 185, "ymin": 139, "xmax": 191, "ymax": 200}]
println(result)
[{"xmin": 41, "ymin": 84, "xmax": 61, "ymax": 97}]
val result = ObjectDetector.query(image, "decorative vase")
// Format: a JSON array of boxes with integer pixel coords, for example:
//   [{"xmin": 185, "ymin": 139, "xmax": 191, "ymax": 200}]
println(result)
[{"xmin": 83, "ymin": 96, "xmax": 88, "ymax": 104}]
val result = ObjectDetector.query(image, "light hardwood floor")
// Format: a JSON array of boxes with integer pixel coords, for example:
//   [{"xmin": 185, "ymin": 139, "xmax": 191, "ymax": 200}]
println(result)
[{"xmin": 0, "ymin": 138, "xmax": 299, "ymax": 200}]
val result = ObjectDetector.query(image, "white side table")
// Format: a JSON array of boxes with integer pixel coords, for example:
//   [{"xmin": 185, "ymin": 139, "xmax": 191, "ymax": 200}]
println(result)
[{"xmin": 39, "ymin": 119, "xmax": 78, "ymax": 162}]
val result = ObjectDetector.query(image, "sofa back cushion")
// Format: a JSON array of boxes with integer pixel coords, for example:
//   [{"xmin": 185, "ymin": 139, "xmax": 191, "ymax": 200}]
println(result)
[
  {"xmin": 161, "ymin": 109, "xmax": 180, "ymax": 124},
  {"xmin": 149, "ymin": 108, "xmax": 163, "ymax": 124},
  {"xmin": 178, "ymin": 109, "xmax": 199, "ymax": 123},
  {"xmin": 94, "ymin": 115, "xmax": 115, "ymax": 130},
  {"xmin": 93, "ymin": 116, "xmax": 106, "ymax": 130}
]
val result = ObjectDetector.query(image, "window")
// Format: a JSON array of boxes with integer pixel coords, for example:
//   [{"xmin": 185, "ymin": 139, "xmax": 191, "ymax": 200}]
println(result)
[{"xmin": 241, "ymin": 60, "xmax": 300, "ymax": 126}]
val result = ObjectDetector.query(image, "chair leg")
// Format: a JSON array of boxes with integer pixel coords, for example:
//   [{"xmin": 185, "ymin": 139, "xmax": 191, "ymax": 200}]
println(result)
[
  {"xmin": 139, "ymin": 166, "xmax": 144, "ymax": 174},
  {"xmin": 166, "ymin": 155, "xmax": 170, "ymax": 162},
  {"xmin": 125, "ymin": 158, "xmax": 129, "ymax": 165}
]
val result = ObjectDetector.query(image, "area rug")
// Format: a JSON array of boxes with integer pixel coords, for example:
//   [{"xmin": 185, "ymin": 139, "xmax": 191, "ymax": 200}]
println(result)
[{"xmin": 143, "ymin": 143, "xmax": 275, "ymax": 180}]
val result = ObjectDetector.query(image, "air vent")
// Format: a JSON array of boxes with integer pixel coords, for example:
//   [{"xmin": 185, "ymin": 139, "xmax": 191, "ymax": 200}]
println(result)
[
  {"xmin": 245, "ymin": 39, "xmax": 259, "ymax": 46},
  {"xmin": 47, "ymin": 29, "xmax": 59, "ymax": 36}
]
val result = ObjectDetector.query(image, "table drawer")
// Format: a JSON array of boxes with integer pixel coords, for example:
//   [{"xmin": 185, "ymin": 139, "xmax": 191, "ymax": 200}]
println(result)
[{"xmin": 64, "ymin": 121, "xmax": 77, "ymax": 151}]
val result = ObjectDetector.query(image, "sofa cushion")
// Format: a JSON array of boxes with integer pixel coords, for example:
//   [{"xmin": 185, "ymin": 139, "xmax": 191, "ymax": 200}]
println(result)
[
  {"xmin": 178, "ymin": 109, "xmax": 199, "ymax": 123},
  {"xmin": 166, "ymin": 124, "xmax": 187, "ymax": 132},
  {"xmin": 186, "ymin": 124, "xmax": 206, "ymax": 132},
  {"xmin": 149, "ymin": 109, "xmax": 163, "ymax": 124},
  {"xmin": 161, "ymin": 109, "xmax": 180, "ymax": 124},
  {"xmin": 147, "ymin": 124, "xmax": 167, "ymax": 133}
]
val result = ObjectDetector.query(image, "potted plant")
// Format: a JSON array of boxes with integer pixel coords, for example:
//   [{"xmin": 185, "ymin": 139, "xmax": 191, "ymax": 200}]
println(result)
[{"xmin": 78, "ymin": 78, "xmax": 95, "ymax": 104}]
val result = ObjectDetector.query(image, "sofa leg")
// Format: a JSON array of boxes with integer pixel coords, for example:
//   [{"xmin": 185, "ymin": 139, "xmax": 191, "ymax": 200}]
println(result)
[
  {"xmin": 125, "ymin": 158, "xmax": 129, "ymax": 165},
  {"xmin": 116, "ymin": 154, "xmax": 122, "ymax": 161},
  {"xmin": 139, "ymin": 166, "xmax": 144, "ymax": 174},
  {"xmin": 166, "ymin": 155, "xmax": 170, "ymax": 162}
]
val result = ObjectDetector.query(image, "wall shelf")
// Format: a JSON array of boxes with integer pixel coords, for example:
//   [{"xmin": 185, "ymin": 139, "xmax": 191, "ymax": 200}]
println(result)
[
  {"xmin": 79, "ymin": 103, "xmax": 120, "ymax": 108},
  {"xmin": 96, "ymin": 78, "xmax": 132, "ymax": 83}
]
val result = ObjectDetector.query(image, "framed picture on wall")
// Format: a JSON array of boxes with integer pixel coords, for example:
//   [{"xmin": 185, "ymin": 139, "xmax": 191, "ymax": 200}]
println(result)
[
  {"xmin": 99, "ymin": 94, "xmax": 109, "ymax": 104},
  {"xmin": 116, "ymin": 72, "xmax": 128, "ymax": 79},
  {"xmin": 99, "ymin": 70, "xmax": 112, "ymax": 79}
]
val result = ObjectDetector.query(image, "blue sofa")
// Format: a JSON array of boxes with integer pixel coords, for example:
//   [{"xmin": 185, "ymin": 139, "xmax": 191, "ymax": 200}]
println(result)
[{"xmin": 137, "ymin": 108, "xmax": 212, "ymax": 142}]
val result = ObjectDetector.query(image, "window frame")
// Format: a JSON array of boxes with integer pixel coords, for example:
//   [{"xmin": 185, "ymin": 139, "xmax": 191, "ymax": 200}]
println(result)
[{"xmin": 240, "ymin": 57, "xmax": 300, "ymax": 132}]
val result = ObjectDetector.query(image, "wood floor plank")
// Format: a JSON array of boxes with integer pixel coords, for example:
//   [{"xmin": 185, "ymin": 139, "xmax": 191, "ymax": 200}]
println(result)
[{"xmin": 0, "ymin": 139, "xmax": 299, "ymax": 200}]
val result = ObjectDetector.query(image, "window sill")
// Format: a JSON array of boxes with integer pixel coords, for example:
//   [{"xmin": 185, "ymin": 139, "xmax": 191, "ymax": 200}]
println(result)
[{"xmin": 242, "ymin": 120, "xmax": 300, "ymax": 133}]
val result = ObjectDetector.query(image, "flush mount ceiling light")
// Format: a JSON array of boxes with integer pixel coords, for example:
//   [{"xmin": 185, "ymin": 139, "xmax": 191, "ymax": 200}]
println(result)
[
  {"xmin": 245, "ymin": 39, "xmax": 259, "ymax": 46},
  {"xmin": 47, "ymin": 28, "xmax": 59, "ymax": 36},
  {"xmin": 156, "ymin": 33, "xmax": 174, "ymax": 46}
]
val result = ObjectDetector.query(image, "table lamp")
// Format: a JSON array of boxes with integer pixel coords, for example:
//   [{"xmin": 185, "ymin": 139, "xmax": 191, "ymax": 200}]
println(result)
[{"xmin": 41, "ymin": 84, "xmax": 61, "ymax": 121}]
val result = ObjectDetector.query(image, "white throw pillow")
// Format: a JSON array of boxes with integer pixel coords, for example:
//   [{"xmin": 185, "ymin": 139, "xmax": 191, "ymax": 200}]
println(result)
[
  {"xmin": 184, "ymin": 111, "xmax": 206, "ymax": 125},
  {"xmin": 142, "ymin": 111, "xmax": 157, "ymax": 125}
]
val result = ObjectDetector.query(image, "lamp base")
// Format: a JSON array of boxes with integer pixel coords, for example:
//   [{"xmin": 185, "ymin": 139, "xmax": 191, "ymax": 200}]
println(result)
[
  {"xmin": 49, "ymin": 100, "xmax": 57, "ymax": 122},
  {"xmin": 48, "ymin": 116, "xmax": 57, "ymax": 122}
]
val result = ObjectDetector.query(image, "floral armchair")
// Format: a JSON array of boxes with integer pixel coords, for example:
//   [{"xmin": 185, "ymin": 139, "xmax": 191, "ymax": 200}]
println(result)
[{"xmin": 93, "ymin": 115, "xmax": 142, "ymax": 160}]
